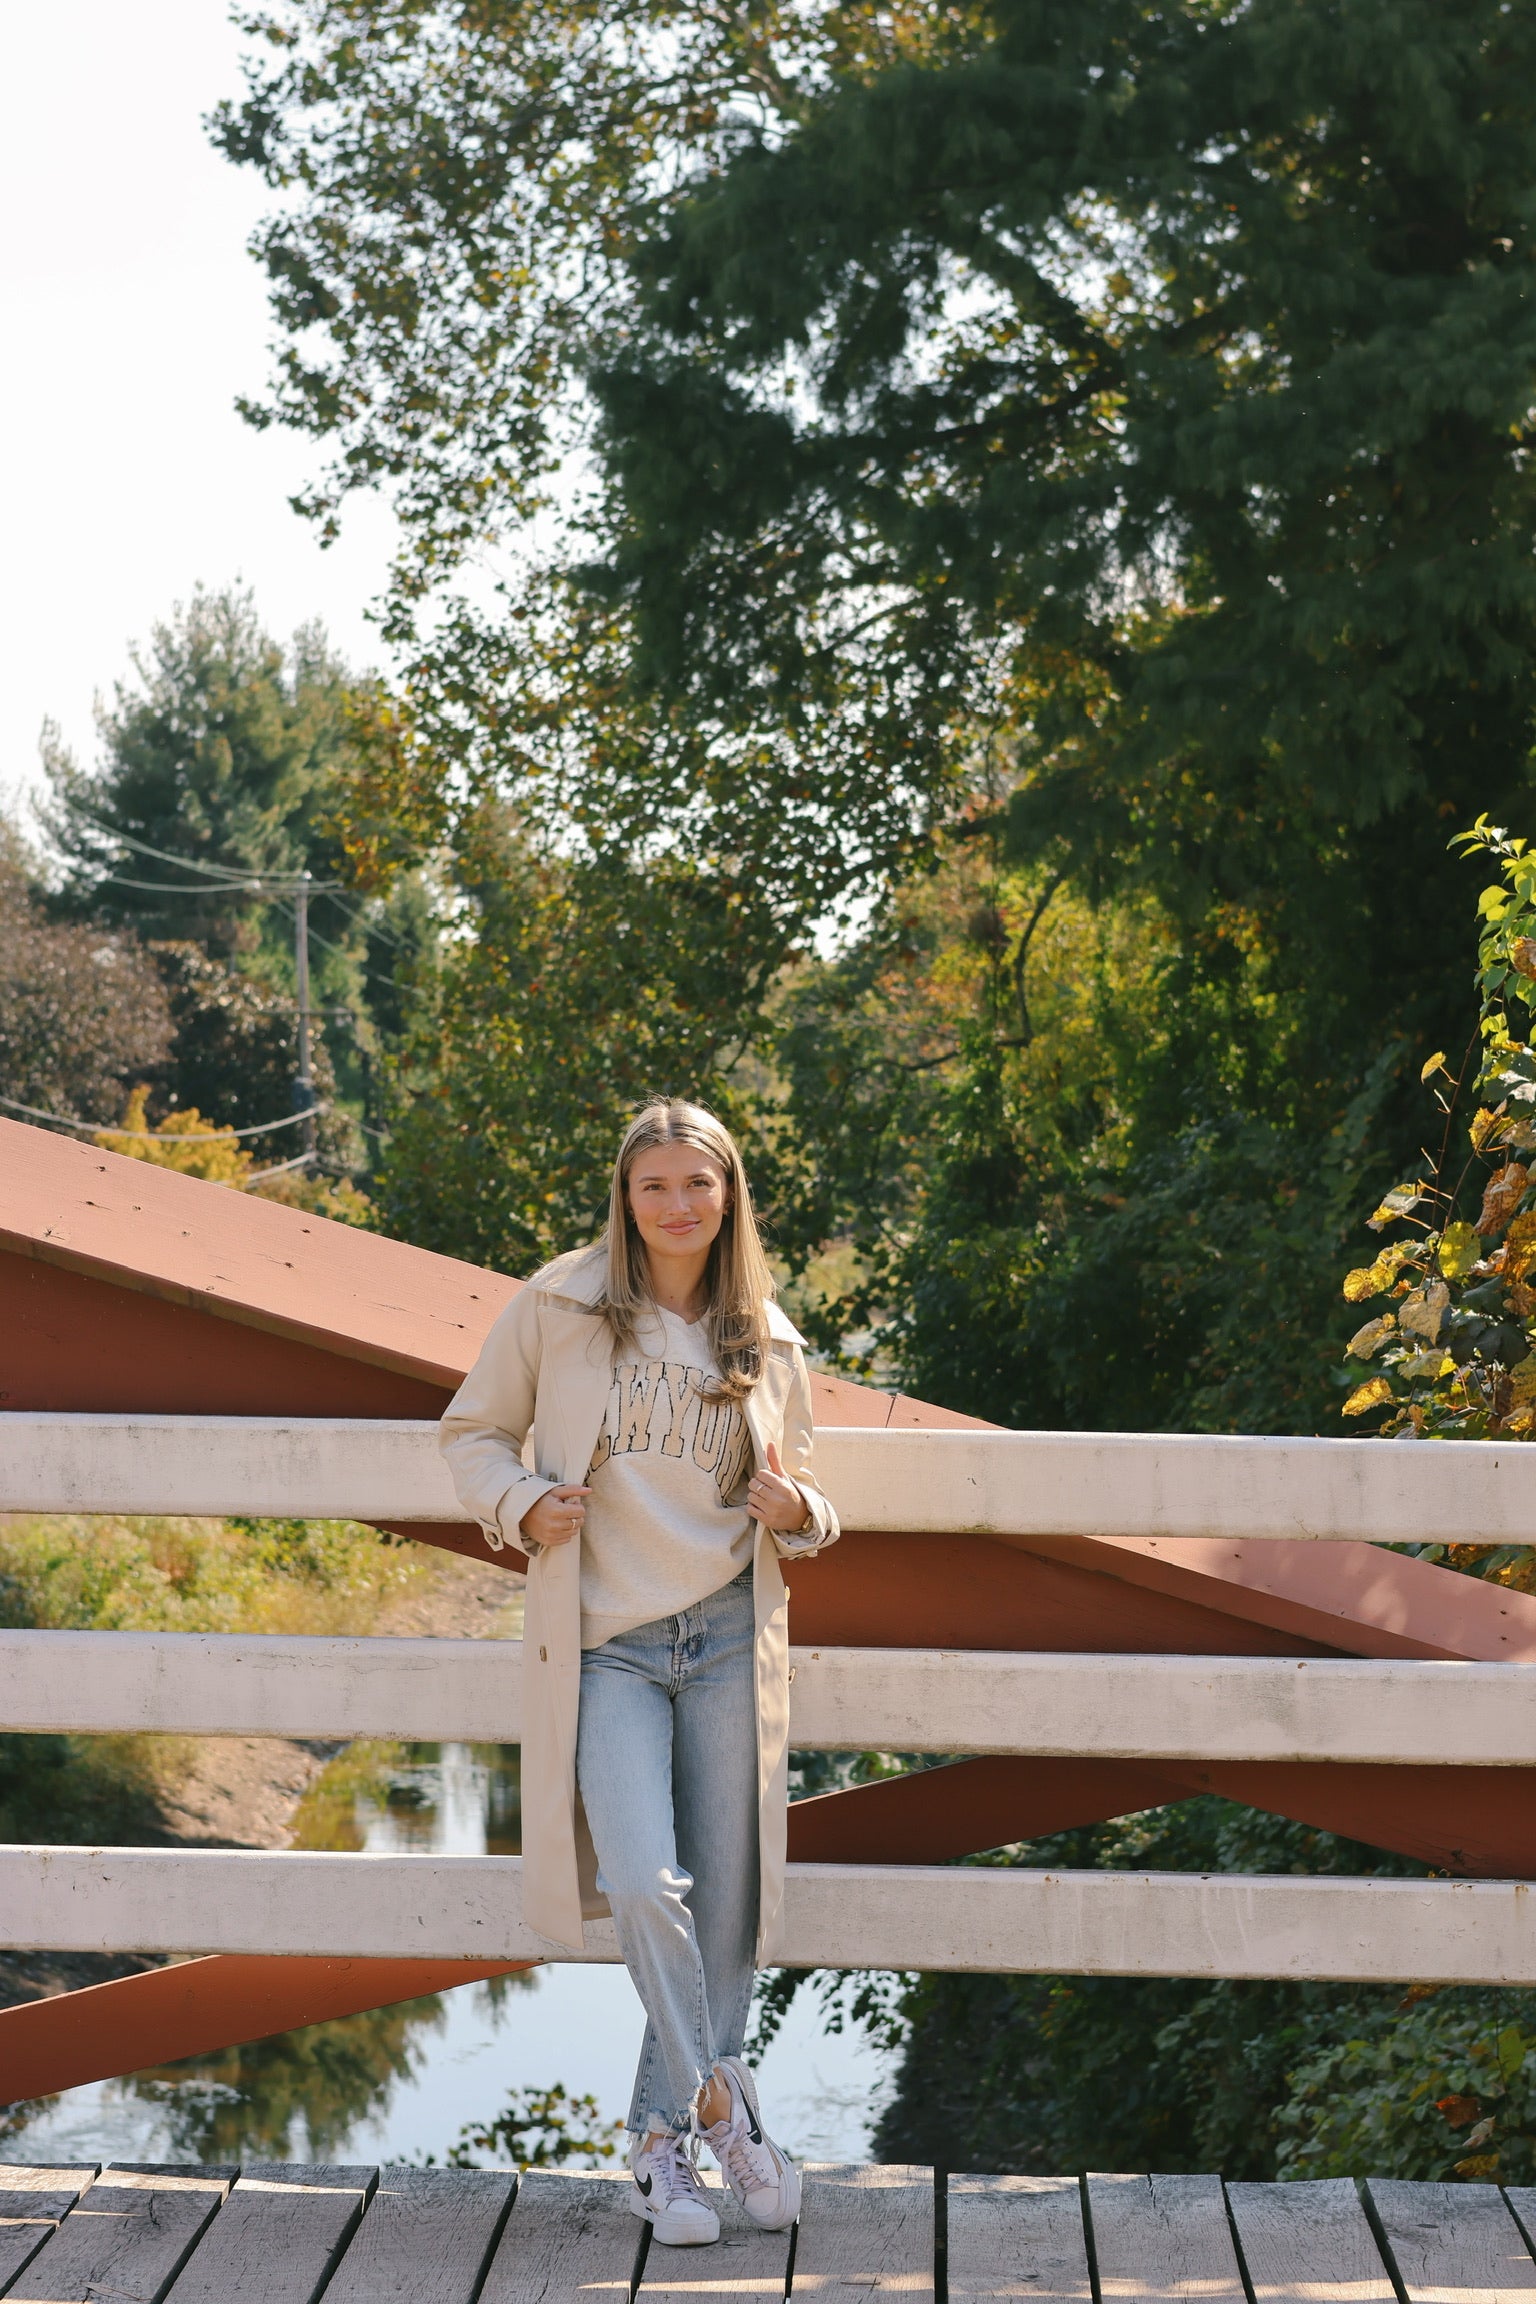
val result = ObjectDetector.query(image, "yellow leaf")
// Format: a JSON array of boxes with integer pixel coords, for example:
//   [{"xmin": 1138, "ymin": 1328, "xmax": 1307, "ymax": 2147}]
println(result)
[
  {"xmin": 1368, "ymin": 1182, "xmax": 1425, "ymax": 1230},
  {"xmin": 1504, "ymin": 1211, "xmax": 1536, "ymax": 1281},
  {"xmin": 1510, "ymin": 1361, "xmax": 1536, "ymax": 1404},
  {"xmin": 1347, "ymin": 1315, "xmax": 1397, "ymax": 1360},
  {"xmin": 1471, "ymin": 1108, "xmax": 1501, "ymax": 1151},
  {"xmin": 1399, "ymin": 1281, "xmax": 1449, "ymax": 1343},
  {"xmin": 1438, "ymin": 1223, "xmax": 1480, "ymax": 1280},
  {"xmin": 1513, "ymin": 937, "xmax": 1536, "ymax": 981},
  {"xmin": 1343, "ymin": 1376, "xmax": 1394, "ymax": 1417},
  {"xmin": 1342, "ymin": 1245, "xmax": 1413, "ymax": 1302},
  {"xmin": 1399, "ymin": 1349, "xmax": 1453, "ymax": 1382},
  {"xmin": 1420, "ymin": 1051, "xmax": 1448, "ymax": 1082}
]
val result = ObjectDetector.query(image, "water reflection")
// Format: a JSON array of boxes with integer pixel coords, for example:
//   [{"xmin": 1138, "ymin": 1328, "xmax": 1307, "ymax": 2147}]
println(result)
[{"xmin": 8, "ymin": 1741, "xmax": 532, "ymax": 2165}]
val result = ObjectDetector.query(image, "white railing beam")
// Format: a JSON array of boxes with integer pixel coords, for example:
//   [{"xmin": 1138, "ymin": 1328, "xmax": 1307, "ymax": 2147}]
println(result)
[
  {"xmin": 9, "ymin": 1413, "xmax": 1536, "ymax": 1545},
  {"xmin": 0, "ymin": 1632, "xmax": 1532, "ymax": 1762},
  {"xmin": 0, "ymin": 1849, "xmax": 1530, "ymax": 1982}
]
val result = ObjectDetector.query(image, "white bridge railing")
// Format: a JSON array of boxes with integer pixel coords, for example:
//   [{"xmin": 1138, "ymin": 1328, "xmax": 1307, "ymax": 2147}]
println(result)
[
  {"xmin": 1, "ymin": 1413, "xmax": 1533, "ymax": 1984},
  {"xmin": 10, "ymin": 1411, "xmax": 1536, "ymax": 1543}
]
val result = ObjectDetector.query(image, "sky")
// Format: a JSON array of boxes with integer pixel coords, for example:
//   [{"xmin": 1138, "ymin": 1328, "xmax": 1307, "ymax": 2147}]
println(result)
[{"xmin": 1, "ymin": 2, "xmax": 399, "ymax": 824}]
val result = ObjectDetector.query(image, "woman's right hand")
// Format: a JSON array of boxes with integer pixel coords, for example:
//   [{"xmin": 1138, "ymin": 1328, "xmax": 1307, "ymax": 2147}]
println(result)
[{"xmin": 520, "ymin": 1484, "xmax": 591, "ymax": 1548}]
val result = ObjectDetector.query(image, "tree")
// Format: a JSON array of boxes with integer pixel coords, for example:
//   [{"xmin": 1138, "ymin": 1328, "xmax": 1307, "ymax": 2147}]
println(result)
[
  {"xmin": 0, "ymin": 820, "xmax": 172, "ymax": 1127},
  {"xmin": 45, "ymin": 586, "xmax": 363, "ymax": 979},
  {"xmin": 373, "ymin": 807, "xmax": 781, "ymax": 1272},
  {"xmin": 38, "ymin": 585, "xmax": 436, "ymax": 1168},
  {"xmin": 218, "ymin": 0, "xmax": 1536, "ymax": 1429}
]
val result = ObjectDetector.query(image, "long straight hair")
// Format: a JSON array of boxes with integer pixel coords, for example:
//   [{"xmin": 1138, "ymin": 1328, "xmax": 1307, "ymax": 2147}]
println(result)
[{"xmin": 601, "ymin": 1100, "xmax": 774, "ymax": 1402}]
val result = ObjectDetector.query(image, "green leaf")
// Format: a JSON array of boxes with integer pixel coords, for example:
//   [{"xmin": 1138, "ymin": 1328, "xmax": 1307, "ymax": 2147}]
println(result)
[{"xmin": 1496, "ymin": 2026, "xmax": 1526, "ymax": 2085}]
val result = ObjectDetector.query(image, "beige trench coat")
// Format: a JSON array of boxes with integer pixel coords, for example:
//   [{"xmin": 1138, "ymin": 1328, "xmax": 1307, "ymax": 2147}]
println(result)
[{"xmin": 438, "ymin": 1244, "xmax": 840, "ymax": 1958}]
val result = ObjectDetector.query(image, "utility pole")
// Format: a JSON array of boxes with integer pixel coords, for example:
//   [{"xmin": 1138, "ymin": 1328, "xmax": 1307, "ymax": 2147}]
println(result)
[{"xmin": 294, "ymin": 872, "xmax": 317, "ymax": 1165}]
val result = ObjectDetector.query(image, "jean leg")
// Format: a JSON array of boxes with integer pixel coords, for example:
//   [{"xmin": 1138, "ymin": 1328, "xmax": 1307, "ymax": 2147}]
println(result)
[
  {"xmin": 576, "ymin": 1637, "xmax": 715, "ymax": 2134},
  {"xmin": 672, "ymin": 1576, "xmax": 760, "ymax": 2065}
]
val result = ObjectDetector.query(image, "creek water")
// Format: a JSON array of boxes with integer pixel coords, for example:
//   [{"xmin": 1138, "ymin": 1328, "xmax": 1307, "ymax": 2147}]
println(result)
[{"xmin": 5, "ymin": 1743, "xmax": 893, "ymax": 2166}]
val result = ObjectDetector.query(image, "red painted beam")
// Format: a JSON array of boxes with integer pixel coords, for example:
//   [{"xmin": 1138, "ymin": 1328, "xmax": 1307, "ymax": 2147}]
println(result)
[
  {"xmin": 786, "ymin": 1755, "xmax": 1536, "ymax": 1879},
  {"xmin": 0, "ymin": 1954, "xmax": 537, "ymax": 2108}
]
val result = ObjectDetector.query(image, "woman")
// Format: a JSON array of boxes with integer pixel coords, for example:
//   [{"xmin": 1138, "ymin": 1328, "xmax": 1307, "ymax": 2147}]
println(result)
[{"xmin": 440, "ymin": 1099, "xmax": 840, "ymax": 2246}]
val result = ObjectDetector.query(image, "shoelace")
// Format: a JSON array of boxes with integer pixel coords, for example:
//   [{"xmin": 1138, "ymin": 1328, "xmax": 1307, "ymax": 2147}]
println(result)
[
  {"xmin": 708, "ymin": 2114, "xmax": 768, "ymax": 2195},
  {"xmin": 645, "ymin": 2132, "xmax": 707, "ymax": 2205}
]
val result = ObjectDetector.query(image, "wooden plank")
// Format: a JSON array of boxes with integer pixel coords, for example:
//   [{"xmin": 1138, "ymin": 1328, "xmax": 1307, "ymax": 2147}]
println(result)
[
  {"xmin": 1226, "ymin": 2178, "xmax": 1395, "ymax": 2301},
  {"xmin": 0, "ymin": 2168, "xmax": 97, "ymax": 2299},
  {"xmin": 4, "ymin": 2166, "xmax": 231, "ymax": 2304},
  {"xmin": 478, "ymin": 2170, "xmax": 640, "ymax": 2302},
  {"xmin": 949, "ymin": 2174, "xmax": 1090, "ymax": 2301},
  {"xmin": 1509, "ymin": 2192, "xmax": 1536, "ymax": 2259},
  {"xmin": 3, "ymin": 1633, "xmax": 1536, "ymax": 1767},
  {"xmin": 318, "ymin": 2166, "xmax": 516, "ymax": 2304},
  {"xmin": 787, "ymin": 2161, "xmax": 933, "ymax": 2298},
  {"xmin": 13, "ymin": 1412, "xmax": 1536, "ymax": 1548},
  {"xmin": 641, "ymin": 2178, "xmax": 793, "ymax": 2302},
  {"xmin": 1086, "ymin": 2173, "xmax": 1246, "ymax": 2302},
  {"xmin": 1367, "ymin": 2179, "xmax": 1536, "ymax": 2301},
  {"xmin": 159, "ymin": 2164, "xmax": 376, "ymax": 2304},
  {"xmin": 9, "ymin": 1850, "xmax": 1536, "ymax": 1983}
]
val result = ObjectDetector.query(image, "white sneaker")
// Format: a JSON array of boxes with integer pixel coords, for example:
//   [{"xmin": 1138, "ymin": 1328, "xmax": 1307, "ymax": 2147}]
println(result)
[
  {"xmin": 629, "ymin": 2129, "xmax": 721, "ymax": 2246},
  {"xmin": 701, "ymin": 2056, "xmax": 801, "ymax": 2231}
]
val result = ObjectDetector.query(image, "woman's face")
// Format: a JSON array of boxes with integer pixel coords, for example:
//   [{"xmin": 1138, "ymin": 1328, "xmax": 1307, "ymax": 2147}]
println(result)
[{"xmin": 626, "ymin": 1139, "xmax": 731, "ymax": 1272}]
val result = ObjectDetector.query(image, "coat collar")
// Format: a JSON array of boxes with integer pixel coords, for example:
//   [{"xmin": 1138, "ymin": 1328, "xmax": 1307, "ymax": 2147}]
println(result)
[{"xmin": 532, "ymin": 1240, "xmax": 804, "ymax": 1345}]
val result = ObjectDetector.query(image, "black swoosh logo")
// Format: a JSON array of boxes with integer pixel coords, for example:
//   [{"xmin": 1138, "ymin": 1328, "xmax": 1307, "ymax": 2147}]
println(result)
[{"xmin": 636, "ymin": 2173, "xmax": 653, "ymax": 2197}]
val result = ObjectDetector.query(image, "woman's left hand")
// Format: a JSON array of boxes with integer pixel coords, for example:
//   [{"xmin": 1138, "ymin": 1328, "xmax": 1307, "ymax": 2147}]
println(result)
[{"xmin": 748, "ymin": 1441, "xmax": 810, "ymax": 1532}]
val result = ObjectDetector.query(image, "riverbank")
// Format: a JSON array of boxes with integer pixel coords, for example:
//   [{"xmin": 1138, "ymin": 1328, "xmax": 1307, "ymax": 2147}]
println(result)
[{"xmin": 0, "ymin": 1529, "xmax": 522, "ymax": 2014}]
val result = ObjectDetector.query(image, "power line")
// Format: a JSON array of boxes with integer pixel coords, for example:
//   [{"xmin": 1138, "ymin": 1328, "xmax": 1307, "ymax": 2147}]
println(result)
[
  {"xmin": 97, "ymin": 873, "xmax": 274, "ymax": 897},
  {"xmin": 68, "ymin": 808, "xmax": 338, "ymax": 891},
  {"xmin": 0, "ymin": 1092, "xmax": 329, "ymax": 1141},
  {"xmin": 243, "ymin": 1149, "xmax": 318, "ymax": 1186}
]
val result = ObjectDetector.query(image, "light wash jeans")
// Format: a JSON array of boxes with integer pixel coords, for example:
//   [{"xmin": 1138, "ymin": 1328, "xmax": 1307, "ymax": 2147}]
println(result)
[{"xmin": 576, "ymin": 1566, "xmax": 759, "ymax": 2137}]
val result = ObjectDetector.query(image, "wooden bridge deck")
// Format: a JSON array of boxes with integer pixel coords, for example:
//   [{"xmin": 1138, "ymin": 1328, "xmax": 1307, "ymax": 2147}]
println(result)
[{"xmin": 1, "ymin": 2160, "xmax": 1535, "ymax": 2301}]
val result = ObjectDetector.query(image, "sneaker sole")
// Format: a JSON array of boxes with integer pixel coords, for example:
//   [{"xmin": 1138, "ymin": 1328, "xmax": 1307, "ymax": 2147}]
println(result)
[
  {"xmin": 629, "ymin": 2193, "xmax": 720, "ymax": 2247},
  {"xmin": 737, "ymin": 2159, "xmax": 801, "ymax": 2232}
]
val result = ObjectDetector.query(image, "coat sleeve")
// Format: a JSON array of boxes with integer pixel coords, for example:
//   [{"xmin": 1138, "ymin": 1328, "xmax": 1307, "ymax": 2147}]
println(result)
[
  {"xmin": 439, "ymin": 1286, "xmax": 562, "ymax": 1553},
  {"xmin": 771, "ymin": 1342, "xmax": 841, "ymax": 1561}
]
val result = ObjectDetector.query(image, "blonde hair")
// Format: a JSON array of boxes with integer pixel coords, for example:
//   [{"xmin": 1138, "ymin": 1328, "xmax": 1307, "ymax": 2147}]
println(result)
[{"xmin": 602, "ymin": 1099, "xmax": 774, "ymax": 1403}]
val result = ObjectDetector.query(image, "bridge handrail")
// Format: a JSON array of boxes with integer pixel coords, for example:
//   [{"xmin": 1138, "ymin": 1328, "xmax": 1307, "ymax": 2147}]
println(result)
[
  {"xmin": 0, "ymin": 1847, "xmax": 1530, "ymax": 1982},
  {"xmin": 0, "ymin": 1630, "xmax": 1528, "ymax": 1762},
  {"xmin": 8, "ymin": 1411, "xmax": 1536, "ymax": 1543},
  {"xmin": 5, "ymin": 1410, "xmax": 1534, "ymax": 1985}
]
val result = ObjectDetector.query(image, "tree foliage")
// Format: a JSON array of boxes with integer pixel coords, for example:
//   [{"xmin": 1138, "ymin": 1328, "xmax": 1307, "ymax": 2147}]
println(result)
[
  {"xmin": 44, "ymin": 587, "xmax": 366, "ymax": 979},
  {"xmin": 373, "ymin": 807, "xmax": 777, "ymax": 1270},
  {"xmin": 1339, "ymin": 820, "xmax": 1536, "ymax": 1468},
  {"xmin": 216, "ymin": 0, "xmax": 1536, "ymax": 1423},
  {"xmin": 0, "ymin": 822, "xmax": 173, "ymax": 1124}
]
